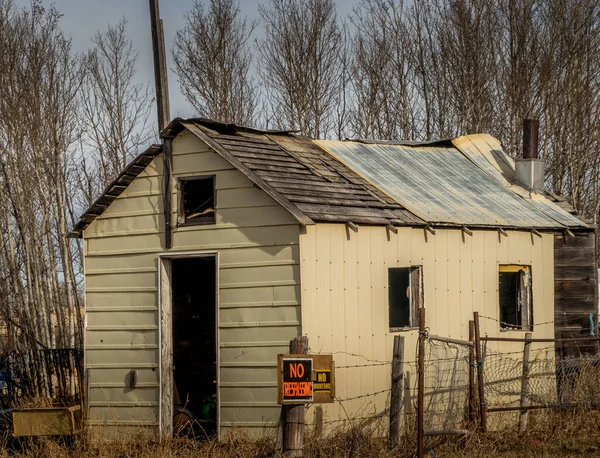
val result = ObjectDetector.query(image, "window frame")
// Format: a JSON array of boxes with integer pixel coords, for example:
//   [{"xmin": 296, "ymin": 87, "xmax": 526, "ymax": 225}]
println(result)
[
  {"xmin": 177, "ymin": 175, "xmax": 217, "ymax": 227},
  {"xmin": 388, "ymin": 265, "xmax": 423, "ymax": 332},
  {"xmin": 498, "ymin": 264, "xmax": 533, "ymax": 332}
]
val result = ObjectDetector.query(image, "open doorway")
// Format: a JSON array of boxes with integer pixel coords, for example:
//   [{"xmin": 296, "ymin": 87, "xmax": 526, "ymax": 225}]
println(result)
[{"xmin": 170, "ymin": 255, "xmax": 218, "ymax": 437}]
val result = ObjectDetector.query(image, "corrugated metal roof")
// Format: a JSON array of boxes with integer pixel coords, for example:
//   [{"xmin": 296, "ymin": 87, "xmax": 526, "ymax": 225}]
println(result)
[
  {"xmin": 451, "ymin": 134, "xmax": 516, "ymax": 186},
  {"xmin": 316, "ymin": 137, "xmax": 587, "ymax": 229}
]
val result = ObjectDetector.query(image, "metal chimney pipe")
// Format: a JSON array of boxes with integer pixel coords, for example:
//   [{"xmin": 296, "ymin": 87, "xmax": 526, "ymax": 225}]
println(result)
[{"xmin": 523, "ymin": 119, "xmax": 539, "ymax": 159}]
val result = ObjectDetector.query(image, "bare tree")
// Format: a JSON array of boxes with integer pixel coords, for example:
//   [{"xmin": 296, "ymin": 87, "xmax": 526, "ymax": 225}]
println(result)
[
  {"xmin": 349, "ymin": 0, "xmax": 419, "ymax": 140},
  {"xmin": 257, "ymin": 0, "xmax": 347, "ymax": 139},
  {"xmin": 81, "ymin": 18, "xmax": 153, "ymax": 203},
  {"xmin": 538, "ymin": 0, "xmax": 600, "ymax": 220},
  {"xmin": 0, "ymin": 0, "xmax": 84, "ymax": 366},
  {"xmin": 172, "ymin": 0, "xmax": 257, "ymax": 125}
]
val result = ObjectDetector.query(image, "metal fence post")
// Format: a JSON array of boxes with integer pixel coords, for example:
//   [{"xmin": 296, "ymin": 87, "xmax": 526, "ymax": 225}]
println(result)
[
  {"xmin": 473, "ymin": 312, "xmax": 487, "ymax": 432},
  {"xmin": 417, "ymin": 307, "xmax": 426, "ymax": 458},
  {"xmin": 468, "ymin": 320, "xmax": 476, "ymax": 425}
]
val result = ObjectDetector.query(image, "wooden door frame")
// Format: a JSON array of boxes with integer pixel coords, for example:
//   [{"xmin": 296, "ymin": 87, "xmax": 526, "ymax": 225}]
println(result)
[{"xmin": 158, "ymin": 251, "xmax": 220, "ymax": 438}]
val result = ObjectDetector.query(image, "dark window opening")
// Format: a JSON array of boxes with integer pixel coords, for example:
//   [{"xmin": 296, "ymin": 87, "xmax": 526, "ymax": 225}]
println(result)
[
  {"xmin": 499, "ymin": 266, "xmax": 532, "ymax": 331},
  {"xmin": 389, "ymin": 266, "xmax": 422, "ymax": 330},
  {"xmin": 180, "ymin": 176, "xmax": 215, "ymax": 225}
]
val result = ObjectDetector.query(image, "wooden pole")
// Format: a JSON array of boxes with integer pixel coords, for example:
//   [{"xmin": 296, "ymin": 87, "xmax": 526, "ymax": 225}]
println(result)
[
  {"xmin": 149, "ymin": 0, "xmax": 170, "ymax": 132},
  {"xmin": 417, "ymin": 308, "xmax": 425, "ymax": 458},
  {"xmin": 163, "ymin": 138, "xmax": 173, "ymax": 249},
  {"xmin": 519, "ymin": 332, "xmax": 532, "ymax": 432},
  {"xmin": 473, "ymin": 312, "xmax": 487, "ymax": 432},
  {"xmin": 468, "ymin": 320, "xmax": 475, "ymax": 425},
  {"xmin": 150, "ymin": 0, "xmax": 172, "ymax": 249},
  {"xmin": 283, "ymin": 336, "xmax": 308, "ymax": 457},
  {"xmin": 389, "ymin": 335, "xmax": 405, "ymax": 448}
]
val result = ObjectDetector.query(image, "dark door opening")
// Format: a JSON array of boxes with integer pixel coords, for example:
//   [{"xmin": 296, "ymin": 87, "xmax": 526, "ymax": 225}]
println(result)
[{"xmin": 171, "ymin": 256, "xmax": 217, "ymax": 437}]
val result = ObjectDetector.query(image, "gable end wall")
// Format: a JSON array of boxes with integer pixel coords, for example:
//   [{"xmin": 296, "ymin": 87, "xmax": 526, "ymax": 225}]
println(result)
[{"xmin": 83, "ymin": 130, "xmax": 301, "ymax": 437}]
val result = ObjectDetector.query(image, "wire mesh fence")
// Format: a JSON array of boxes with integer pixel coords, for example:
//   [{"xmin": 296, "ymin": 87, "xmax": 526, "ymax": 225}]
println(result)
[
  {"xmin": 483, "ymin": 344, "xmax": 600, "ymax": 411},
  {"xmin": 423, "ymin": 337, "xmax": 472, "ymax": 432},
  {"xmin": 282, "ymin": 310, "xmax": 600, "ymax": 458}
]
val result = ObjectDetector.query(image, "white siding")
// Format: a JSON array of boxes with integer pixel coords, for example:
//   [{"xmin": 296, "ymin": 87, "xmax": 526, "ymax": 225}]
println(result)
[
  {"xmin": 84, "ymin": 130, "xmax": 300, "ymax": 435},
  {"xmin": 300, "ymin": 224, "xmax": 555, "ymax": 427}
]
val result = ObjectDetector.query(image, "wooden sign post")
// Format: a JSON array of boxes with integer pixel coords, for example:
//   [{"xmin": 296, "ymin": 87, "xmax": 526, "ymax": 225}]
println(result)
[{"xmin": 277, "ymin": 340, "xmax": 335, "ymax": 457}]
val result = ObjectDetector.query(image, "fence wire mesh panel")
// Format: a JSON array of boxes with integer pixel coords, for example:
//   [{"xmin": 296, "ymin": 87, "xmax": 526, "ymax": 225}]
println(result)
[
  {"xmin": 483, "ymin": 345, "xmax": 556, "ymax": 410},
  {"xmin": 423, "ymin": 337, "xmax": 472, "ymax": 432},
  {"xmin": 483, "ymin": 345, "xmax": 600, "ymax": 413}
]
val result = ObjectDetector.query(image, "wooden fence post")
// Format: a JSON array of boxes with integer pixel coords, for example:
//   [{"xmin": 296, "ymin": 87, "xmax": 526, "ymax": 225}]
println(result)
[
  {"xmin": 283, "ymin": 336, "xmax": 308, "ymax": 457},
  {"xmin": 389, "ymin": 335, "xmax": 405, "ymax": 448},
  {"xmin": 519, "ymin": 332, "xmax": 532, "ymax": 432},
  {"xmin": 473, "ymin": 312, "xmax": 487, "ymax": 432},
  {"xmin": 417, "ymin": 307, "xmax": 426, "ymax": 458},
  {"xmin": 468, "ymin": 320, "xmax": 476, "ymax": 425}
]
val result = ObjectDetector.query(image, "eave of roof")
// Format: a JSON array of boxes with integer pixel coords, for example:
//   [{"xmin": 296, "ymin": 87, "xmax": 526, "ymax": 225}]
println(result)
[{"xmin": 68, "ymin": 144, "xmax": 162, "ymax": 238}]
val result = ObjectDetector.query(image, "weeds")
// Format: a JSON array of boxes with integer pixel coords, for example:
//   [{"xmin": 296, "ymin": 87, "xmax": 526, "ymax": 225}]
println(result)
[{"xmin": 0, "ymin": 409, "xmax": 599, "ymax": 457}]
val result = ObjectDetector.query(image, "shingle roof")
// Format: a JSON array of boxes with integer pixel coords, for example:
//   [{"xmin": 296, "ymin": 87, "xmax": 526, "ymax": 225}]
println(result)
[
  {"xmin": 180, "ymin": 119, "xmax": 424, "ymax": 226},
  {"xmin": 69, "ymin": 120, "xmax": 424, "ymax": 237}
]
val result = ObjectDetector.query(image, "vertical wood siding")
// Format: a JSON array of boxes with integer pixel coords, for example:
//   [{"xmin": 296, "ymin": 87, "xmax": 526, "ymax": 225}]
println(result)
[
  {"xmin": 300, "ymin": 224, "xmax": 555, "ymax": 426},
  {"xmin": 554, "ymin": 230, "xmax": 598, "ymax": 356},
  {"xmin": 84, "ymin": 130, "xmax": 301, "ymax": 436}
]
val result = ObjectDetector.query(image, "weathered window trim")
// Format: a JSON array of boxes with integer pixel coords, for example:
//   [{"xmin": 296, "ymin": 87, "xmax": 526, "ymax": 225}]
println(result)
[
  {"xmin": 177, "ymin": 175, "xmax": 216, "ymax": 226},
  {"xmin": 389, "ymin": 266, "xmax": 423, "ymax": 332},
  {"xmin": 498, "ymin": 264, "xmax": 533, "ymax": 332}
]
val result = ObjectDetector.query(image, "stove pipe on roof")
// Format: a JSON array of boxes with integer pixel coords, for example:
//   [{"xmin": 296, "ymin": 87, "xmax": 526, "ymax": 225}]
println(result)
[
  {"xmin": 516, "ymin": 119, "xmax": 544, "ymax": 191},
  {"xmin": 523, "ymin": 119, "xmax": 539, "ymax": 159}
]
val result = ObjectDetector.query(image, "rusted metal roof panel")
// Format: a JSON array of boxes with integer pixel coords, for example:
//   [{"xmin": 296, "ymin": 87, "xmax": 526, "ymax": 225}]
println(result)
[{"xmin": 316, "ymin": 140, "xmax": 586, "ymax": 229}]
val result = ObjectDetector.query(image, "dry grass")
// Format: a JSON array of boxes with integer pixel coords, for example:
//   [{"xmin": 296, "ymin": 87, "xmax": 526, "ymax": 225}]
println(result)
[{"xmin": 1, "ymin": 410, "xmax": 600, "ymax": 458}]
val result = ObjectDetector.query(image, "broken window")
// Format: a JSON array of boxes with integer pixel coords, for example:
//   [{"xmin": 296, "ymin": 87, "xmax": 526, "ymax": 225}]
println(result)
[
  {"xmin": 178, "ymin": 176, "xmax": 215, "ymax": 225},
  {"xmin": 499, "ymin": 265, "xmax": 532, "ymax": 331},
  {"xmin": 389, "ymin": 266, "xmax": 422, "ymax": 330}
]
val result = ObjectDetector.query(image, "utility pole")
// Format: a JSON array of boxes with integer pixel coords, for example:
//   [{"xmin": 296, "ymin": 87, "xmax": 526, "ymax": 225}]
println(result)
[{"xmin": 149, "ymin": 0, "xmax": 170, "ymax": 132}]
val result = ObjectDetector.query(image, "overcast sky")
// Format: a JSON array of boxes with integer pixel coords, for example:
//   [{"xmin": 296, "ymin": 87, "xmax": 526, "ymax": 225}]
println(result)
[{"xmin": 13, "ymin": 0, "xmax": 358, "ymax": 121}]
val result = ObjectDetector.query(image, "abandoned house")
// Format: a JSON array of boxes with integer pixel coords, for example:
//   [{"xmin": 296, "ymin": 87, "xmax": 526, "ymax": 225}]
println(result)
[{"xmin": 70, "ymin": 118, "xmax": 597, "ymax": 437}]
